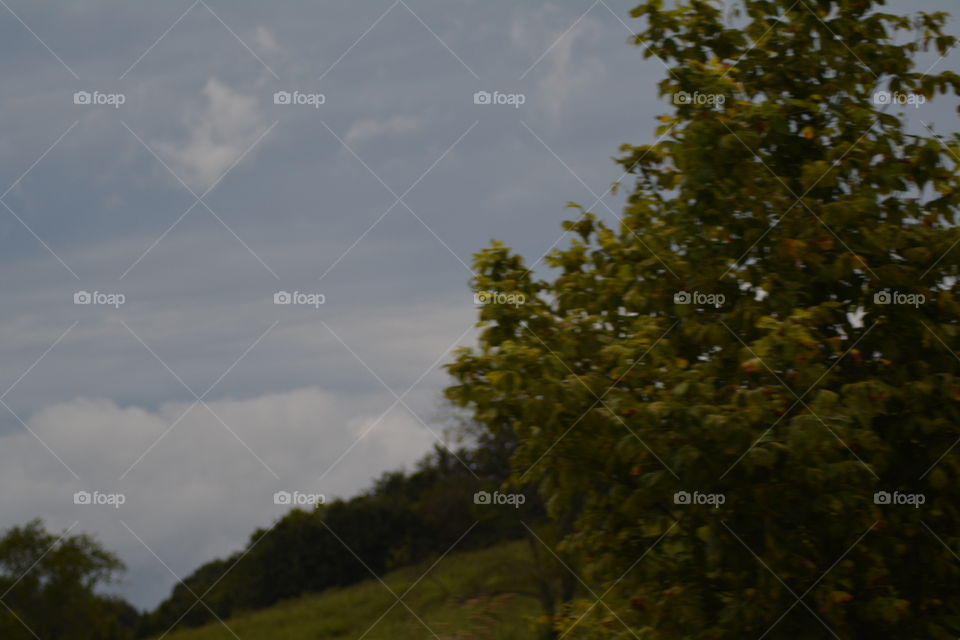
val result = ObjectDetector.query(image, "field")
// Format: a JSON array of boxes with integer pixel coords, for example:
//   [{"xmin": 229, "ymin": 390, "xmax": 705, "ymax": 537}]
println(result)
[{"xmin": 157, "ymin": 541, "xmax": 546, "ymax": 640}]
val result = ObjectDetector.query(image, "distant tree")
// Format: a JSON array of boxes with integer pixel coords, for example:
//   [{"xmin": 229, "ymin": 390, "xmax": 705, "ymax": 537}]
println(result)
[
  {"xmin": 0, "ymin": 519, "xmax": 133, "ymax": 640},
  {"xmin": 447, "ymin": 0, "xmax": 960, "ymax": 637},
  {"xmin": 141, "ymin": 436, "xmax": 545, "ymax": 636}
]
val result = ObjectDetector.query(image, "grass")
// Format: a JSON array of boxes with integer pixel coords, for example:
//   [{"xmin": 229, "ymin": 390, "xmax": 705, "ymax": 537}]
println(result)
[{"xmin": 156, "ymin": 541, "xmax": 546, "ymax": 640}]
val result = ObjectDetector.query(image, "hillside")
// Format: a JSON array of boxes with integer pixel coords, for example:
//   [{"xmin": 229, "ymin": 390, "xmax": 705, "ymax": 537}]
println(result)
[{"xmin": 155, "ymin": 541, "xmax": 545, "ymax": 640}]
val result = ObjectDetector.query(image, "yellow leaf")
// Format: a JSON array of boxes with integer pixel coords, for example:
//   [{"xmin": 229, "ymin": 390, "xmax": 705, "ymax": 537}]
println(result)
[{"xmin": 783, "ymin": 238, "xmax": 807, "ymax": 257}]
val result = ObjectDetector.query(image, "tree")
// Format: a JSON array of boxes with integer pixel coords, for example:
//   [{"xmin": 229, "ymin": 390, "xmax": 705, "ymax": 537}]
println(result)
[
  {"xmin": 446, "ymin": 0, "xmax": 960, "ymax": 637},
  {"xmin": 140, "ymin": 437, "xmax": 546, "ymax": 635},
  {"xmin": 0, "ymin": 519, "xmax": 132, "ymax": 640}
]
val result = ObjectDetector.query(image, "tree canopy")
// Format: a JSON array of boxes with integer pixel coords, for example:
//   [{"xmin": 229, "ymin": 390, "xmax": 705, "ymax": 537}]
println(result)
[
  {"xmin": 446, "ymin": 0, "xmax": 960, "ymax": 637},
  {"xmin": 0, "ymin": 519, "xmax": 133, "ymax": 640}
]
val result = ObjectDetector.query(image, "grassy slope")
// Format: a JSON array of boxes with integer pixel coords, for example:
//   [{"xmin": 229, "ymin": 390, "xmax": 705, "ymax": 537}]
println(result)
[{"xmin": 157, "ymin": 541, "xmax": 545, "ymax": 640}]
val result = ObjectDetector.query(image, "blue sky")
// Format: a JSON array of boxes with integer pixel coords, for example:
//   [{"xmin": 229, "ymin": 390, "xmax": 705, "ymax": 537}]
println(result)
[{"xmin": 0, "ymin": 0, "xmax": 957, "ymax": 609}]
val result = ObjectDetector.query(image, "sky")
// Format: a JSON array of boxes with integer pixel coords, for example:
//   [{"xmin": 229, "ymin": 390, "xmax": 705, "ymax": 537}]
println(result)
[{"xmin": 0, "ymin": 0, "xmax": 957, "ymax": 610}]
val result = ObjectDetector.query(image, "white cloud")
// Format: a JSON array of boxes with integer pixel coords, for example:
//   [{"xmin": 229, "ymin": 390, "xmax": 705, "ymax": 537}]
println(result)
[
  {"xmin": 344, "ymin": 114, "xmax": 427, "ymax": 147},
  {"xmin": 252, "ymin": 26, "xmax": 281, "ymax": 56},
  {"xmin": 156, "ymin": 78, "xmax": 267, "ymax": 191},
  {"xmin": 0, "ymin": 387, "xmax": 434, "ymax": 608},
  {"xmin": 510, "ymin": 10, "xmax": 606, "ymax": 127}
]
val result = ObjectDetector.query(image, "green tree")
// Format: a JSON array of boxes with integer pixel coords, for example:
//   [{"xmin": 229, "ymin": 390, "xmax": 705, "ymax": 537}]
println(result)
[
  {"xmin": 141, "ymin": 437, "xmax": 545, "ymax": 635},
  {"xmin": 0, "ymin": 519, "xmax": 132, "ymax": 640},
  {"xmin": 446, "ymin": 1, "xmax": 960, "ymax": 637}
]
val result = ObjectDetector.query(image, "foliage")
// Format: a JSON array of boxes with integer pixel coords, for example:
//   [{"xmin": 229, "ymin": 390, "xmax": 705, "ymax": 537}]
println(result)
[
  {"xmin": 446, "ymin": 0, "xmax": 960, "ymax": 637},
  {"xmin": 0, "ymin": 519, "xmax": 134, "ymax": 640},
  {"xmin": 139, "ymin": 443, "xmax": 546, "ymax": 636}
]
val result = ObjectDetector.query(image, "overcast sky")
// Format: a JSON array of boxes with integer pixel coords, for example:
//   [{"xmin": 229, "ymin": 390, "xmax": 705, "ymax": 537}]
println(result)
[{"xmin": 0, "ymin": 0, "xmax": 957, "ymax": 610}]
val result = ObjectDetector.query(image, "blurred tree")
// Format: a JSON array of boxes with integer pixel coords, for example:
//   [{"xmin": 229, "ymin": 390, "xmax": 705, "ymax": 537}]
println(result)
[
  {"xmin": 141, "ymin": 436, "xmax": 549, "ymax": 636},
  {"xmin": 0, "ymin": 519, "xmax": 133, "ymax": 640},
  {"xmin": 446, "ymin": 0, "xmax": 960, "ymax": 637}
]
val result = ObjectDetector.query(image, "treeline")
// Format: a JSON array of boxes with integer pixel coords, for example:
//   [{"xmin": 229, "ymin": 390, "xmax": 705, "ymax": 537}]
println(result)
[
  {"xmin": 0, "ymin": 425, "xmax": 557, "ymax": 639},
  {"xmin": 137, "ymin": 427, "xmax": 543, "ymax": 636}
]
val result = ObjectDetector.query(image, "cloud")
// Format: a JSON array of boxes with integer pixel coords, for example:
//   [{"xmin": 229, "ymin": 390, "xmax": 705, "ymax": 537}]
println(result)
[
  {"xmin": 0, "ymin": 387, "xmax": 435, "ymax": 608},
  {"xmin": 343, "ymin": 115, "xmax": 427, "ymax": 147},
  {"xmin": 510, "ymin": 10, "xmax": 606, "ymax": 127},
  {"xmin": 252, "ymin": 26, "xmax": 281, "ymax": 56},
  {"xmin": 156, "ymin": 78, "xmax": 267, "ymax": 191}
]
